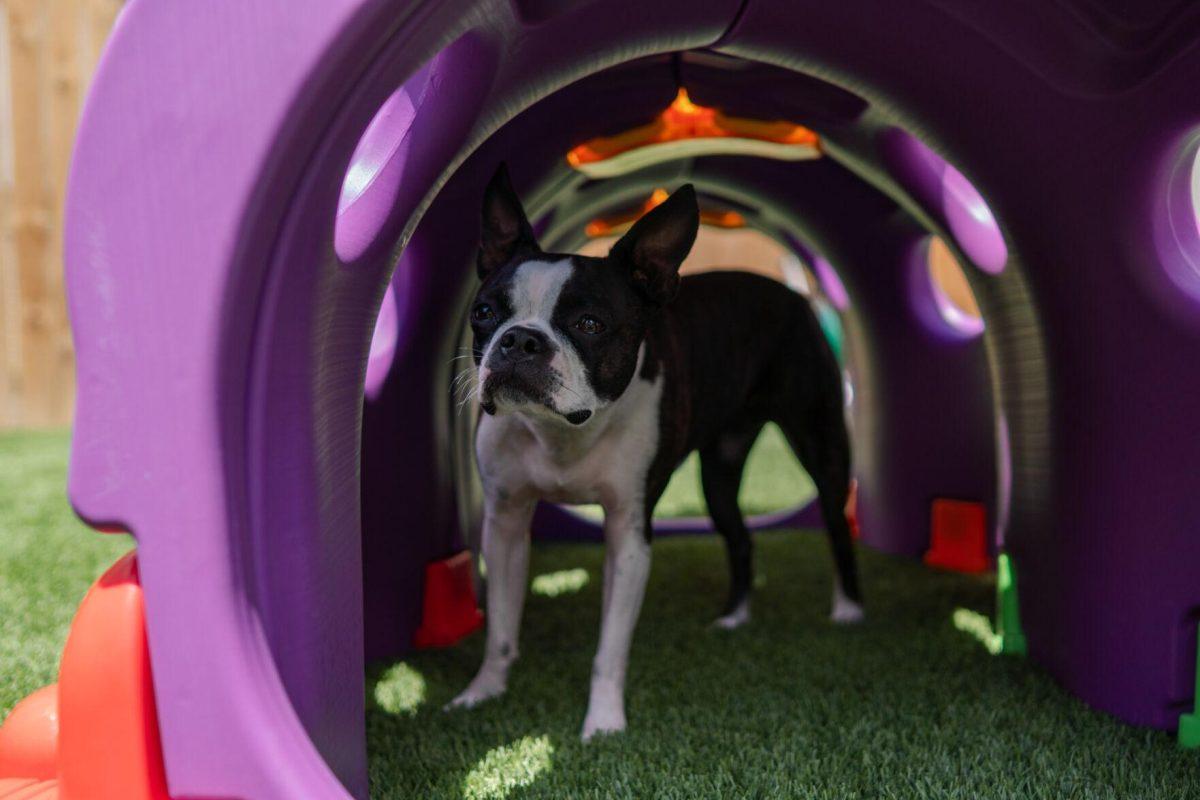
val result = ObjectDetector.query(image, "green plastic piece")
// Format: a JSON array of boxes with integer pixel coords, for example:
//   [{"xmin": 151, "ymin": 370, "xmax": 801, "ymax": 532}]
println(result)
[
  {"xmin": 1180, "ymin": 715, "xmax": 1200, "ymax": 749},
  {"xmin": 1179, "ymin": 621, "xmax": 1200, "ymax": 749},
  {"xmin": 995, "ymin": 553, "xmax": 1027, "ymax": 656}
]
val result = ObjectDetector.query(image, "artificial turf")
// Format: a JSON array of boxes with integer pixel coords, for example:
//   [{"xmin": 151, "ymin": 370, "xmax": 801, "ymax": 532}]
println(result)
[
  {"xmin": 0, "ymin": 429, "xmax": 131, "ymax": 714},
  {"xmin": 3, "ymin": 429, "xmax": 1197, "ymax": 799}
]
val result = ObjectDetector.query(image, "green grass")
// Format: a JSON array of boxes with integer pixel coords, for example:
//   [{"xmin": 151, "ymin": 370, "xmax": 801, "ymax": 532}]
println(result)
[
  {"xmin": 570, "ymin": 422, "xmax": 814, "ymax": 520},
  {"xmin": 368, "ymin": 536, "xmax": 1198, "ymax": 800},
  {"xmin": 655, "ymin": 422, "xmax": 815, "ymax": 518},
  {"xmin": 0, "ymin": 430, "xmax": 132, "ymax": 713},
  {"xmin": 3, "ymin": 430, "xmax": 1197, "ymax": 799}
]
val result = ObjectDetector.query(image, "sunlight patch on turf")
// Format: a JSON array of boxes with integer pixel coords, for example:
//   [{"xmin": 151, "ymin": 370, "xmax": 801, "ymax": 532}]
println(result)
[
  {"xmin": 530, "ymin": 568, "xmax": 589, "ymax": 598},
  {"xmin": 462, "ymin": 735, "xmax": 554, "ymax": 800},
  {"xmin": 373, "ymin": 662, "xmax": 426, "ymax": 715},
  {"xmin": 952, "ymin": 607, "xmax": 1002, "ymax": 655}
]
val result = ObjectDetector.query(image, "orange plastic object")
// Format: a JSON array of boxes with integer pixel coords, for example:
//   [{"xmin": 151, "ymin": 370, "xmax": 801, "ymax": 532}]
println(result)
[
  {"xmin": 567, "ymin": 88, "xmax": 820, "ymax": 170},
  {"xmin": 585, "ymin": 187, "xmax": 746, "ymax": 237},
  {"xmin": 924, "ymin": 498, "xmax": 991, "ymax": 573},
  {"xmin": 413, "ymin": 551, "xmax": 485, "ymax": 648},
  {"xmin": 0, "ymin": 686, "xmax": 58, "ymax": 781},
  {"xmin": 0, "ymin": 551, "xmax": 169, "ymax": 800}
]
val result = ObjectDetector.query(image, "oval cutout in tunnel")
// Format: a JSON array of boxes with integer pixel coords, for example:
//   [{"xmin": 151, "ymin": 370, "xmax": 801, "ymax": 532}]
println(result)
[
  {"xmin": 881, "ymin": 128, "xmax": 1007, "ymax": 274},
  {"xmin": 335, "ymin": 66, "xmax": 432, "ymax": 262},
  {"xmin": 1155, "ymin": 132, "xmax": 1200, "ymax": 303},
  {"xmin": 911, "ymin": 236, "xmax": 984, "ymax": 340}
]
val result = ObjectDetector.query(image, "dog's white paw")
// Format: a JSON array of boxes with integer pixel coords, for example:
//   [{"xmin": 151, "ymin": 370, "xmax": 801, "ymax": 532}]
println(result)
[
  {"xmin": 712, "ymin": 599, "xmax": 751, "ymax": 630},
  {"xmin": 581, "ymin": 707, "xmax": 626, "ymax": 742},
  {"xmin": 581, "ymin": 681, "xmax": 626, "ymax": 742},
  {"xmin": 830, "ymin": 578, "xmax": 864, "ymax": 625},
  {"xmin": 829, "ymin": 597, "xmax": 864, "ymax": 625},
  {"xmin": 444, "ymin": 673, "xmax": 507, "ymax": 711}
]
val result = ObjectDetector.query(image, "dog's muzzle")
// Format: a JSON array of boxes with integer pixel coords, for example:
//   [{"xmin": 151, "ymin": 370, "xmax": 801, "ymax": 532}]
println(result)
[{"xmin": 481, "ymin": 325, "xmax": 556, "ymax": 411}]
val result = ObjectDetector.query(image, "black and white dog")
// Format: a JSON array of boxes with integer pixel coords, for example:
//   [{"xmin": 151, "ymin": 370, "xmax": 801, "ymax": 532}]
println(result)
[{"xmin": 448, "ymin": 165, "xmax": 862, "ymax": 739}]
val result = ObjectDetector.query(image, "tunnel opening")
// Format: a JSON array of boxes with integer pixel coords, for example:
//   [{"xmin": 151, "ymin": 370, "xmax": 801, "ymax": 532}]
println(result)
[
  {"xmin": 356, "ymin": 46, "xmax": 1008, "ymax": 716},
  {"xmin": 228, "ymin": 34, "xmax": 1026, "ymax": 797}
]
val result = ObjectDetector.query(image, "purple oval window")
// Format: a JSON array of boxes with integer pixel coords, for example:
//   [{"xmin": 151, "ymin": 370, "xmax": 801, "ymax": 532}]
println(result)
[
  {"xmin": 364, "ymin": 283, "xmax": 401, "ymax": 400},
  {"xmin": 881, "ymin": 128, "xmax": 1007, "ymax": 274},
  {"xmin": 910, "ymin": 236, "xmax": 985, "ymax": 340},
  {"xmin": 334, "ymin": 65, "xmax": 432, "ymax": 263},
  {"xmin": 1156, "ymin": 134, "xmax": 1200, "ymax": 302}
]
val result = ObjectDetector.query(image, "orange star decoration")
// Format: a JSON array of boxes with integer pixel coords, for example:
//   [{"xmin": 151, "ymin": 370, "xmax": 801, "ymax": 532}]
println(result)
[{"xmin": 567, "ymin": 89, "xmax": 821, "ymax": 178}]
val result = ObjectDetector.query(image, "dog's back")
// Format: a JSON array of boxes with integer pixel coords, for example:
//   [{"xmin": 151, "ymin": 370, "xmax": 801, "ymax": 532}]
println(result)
[{"xmin": 648, "ymin": 270, "xmax": 842, "ymax": 457}]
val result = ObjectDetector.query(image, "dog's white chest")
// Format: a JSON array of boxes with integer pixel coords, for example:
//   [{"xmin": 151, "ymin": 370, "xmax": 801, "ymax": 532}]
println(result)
[{"xmin": 475, "ymin": 373, "xmax": 663, "ymax": 509}]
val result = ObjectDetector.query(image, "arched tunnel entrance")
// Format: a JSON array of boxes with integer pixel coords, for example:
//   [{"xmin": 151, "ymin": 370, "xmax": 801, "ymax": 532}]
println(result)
[{"xmin": 360, "ymin": 50, "xmax": 1008, "ymax": 667}]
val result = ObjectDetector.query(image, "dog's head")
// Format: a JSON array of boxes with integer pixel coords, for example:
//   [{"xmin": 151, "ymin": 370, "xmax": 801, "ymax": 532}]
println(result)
[{"xmin": 469, "ymin": 164, "xmax": 698, "ymax": 425}]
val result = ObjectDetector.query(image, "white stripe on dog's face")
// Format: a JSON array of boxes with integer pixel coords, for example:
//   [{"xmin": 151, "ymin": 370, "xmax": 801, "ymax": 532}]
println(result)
[
  {"xmin": 508, "ymin": 259, "xmax": 571, "ymax": 322},
  {"xmin": 478, "ymin": 259, "xmax": 601, "ymax": 418}
]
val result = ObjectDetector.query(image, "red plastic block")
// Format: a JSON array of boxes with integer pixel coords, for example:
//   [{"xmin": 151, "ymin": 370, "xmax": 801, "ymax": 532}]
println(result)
[
  {"xmin": 924, "ymin": 499, "xmax": 990, "ymax": 573},
  {"xmin": 845, "ymin": 478, "xmax": 861, "ymax": 540},
  {"xmin": 0, "ymin": 551, "xmax": 169, "ymax": 800},
  {"xmin": 413, "ymin": 551, "xmax": 485, "ymax": 648}
]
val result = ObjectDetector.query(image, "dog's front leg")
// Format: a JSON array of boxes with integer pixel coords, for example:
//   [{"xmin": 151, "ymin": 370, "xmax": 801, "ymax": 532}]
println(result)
[
  {"xmin": 582, "ymin": 506, "xmax": 651, "ymax": 741},
  {"xmin": 447, "ymin": 494, "xmax": 534, "ymax": 709}
]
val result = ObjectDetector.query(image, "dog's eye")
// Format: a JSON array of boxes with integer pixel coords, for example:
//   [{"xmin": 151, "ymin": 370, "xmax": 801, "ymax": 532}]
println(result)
[
  {"xmin": 575, "ymin": 314, "xmax": 606, "ymax": 335},
  {"xmin": 472, "ymin": 304, "xmax": 496, "ymax": 324}
]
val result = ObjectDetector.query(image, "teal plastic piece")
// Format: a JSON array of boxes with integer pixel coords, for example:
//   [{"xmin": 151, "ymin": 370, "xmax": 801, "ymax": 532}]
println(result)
[
  {"xmin": 996, "ymin": 553, "xmax": 1027, "ymax": 656},
  {"xmin": 814, "ymin": 299, "xmax": 844, "ymax": 365}
]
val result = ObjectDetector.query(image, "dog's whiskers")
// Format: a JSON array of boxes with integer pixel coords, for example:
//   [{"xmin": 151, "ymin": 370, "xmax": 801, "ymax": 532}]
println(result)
[
  {"xmin": 450, "ymin": 361, "xmax": 482, "ymax": 417},
  {"xmin": 451, "ymin": 368, "xmax": 480, "ymax": 405},
  {"xmin": 455, "ymin": 386, "xmax": 479, "ymax": 416}
]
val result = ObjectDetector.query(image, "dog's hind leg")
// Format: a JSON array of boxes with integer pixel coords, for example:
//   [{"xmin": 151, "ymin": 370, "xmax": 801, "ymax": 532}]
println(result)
[
  {"xmin": 700, "ymin": 423, "xmax": 761, "ymax": 629},
  {"xmin": 779, "ymin": 411, "xmax": 863, "ymax": 624}
]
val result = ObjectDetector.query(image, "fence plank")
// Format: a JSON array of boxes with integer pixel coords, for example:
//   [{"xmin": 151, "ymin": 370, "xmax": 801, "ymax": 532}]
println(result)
[
  {"xmin": 0, "ymin": 0, "xmax": 121, "ymax": 429},
  {"xmin": 0, "ymin": 4, "xmax": 20, "ymax": 427},
  {"xmin": 8, "ymin": 0, "xmax": 55, "ymax": 429}
]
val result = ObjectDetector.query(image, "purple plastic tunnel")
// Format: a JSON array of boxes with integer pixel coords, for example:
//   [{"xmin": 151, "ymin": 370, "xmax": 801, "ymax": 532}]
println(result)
[{"xmin": 63, "ymin": 1, "xmax": 1200, "ymax": 798}]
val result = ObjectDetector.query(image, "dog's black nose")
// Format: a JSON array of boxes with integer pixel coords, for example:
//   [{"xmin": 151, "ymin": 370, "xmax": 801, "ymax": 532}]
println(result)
[{"xmin": 497, "ymin": 326, "xmax": 551, "ymax": 362}]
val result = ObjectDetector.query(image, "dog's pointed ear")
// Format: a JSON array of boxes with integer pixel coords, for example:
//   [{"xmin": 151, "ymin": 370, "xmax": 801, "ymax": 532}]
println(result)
[
  {"xmin": 609, "ymin": 184, "xmax": 699, "ymax": 305},
  {"xmin": 478, "ymin": 163, "xmax": 538, "ymax": 279}
]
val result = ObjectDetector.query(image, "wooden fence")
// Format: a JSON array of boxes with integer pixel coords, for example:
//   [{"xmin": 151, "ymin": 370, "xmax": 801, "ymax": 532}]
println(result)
[{"xmin": 0, "ymin": 0, "xmax": 122, "ymax": 429}]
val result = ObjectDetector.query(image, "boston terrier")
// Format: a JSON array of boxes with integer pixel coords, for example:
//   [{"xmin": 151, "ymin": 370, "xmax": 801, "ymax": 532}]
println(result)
[{"xmin": 447, "ymin": 164, "xmax": 862, "ymax": 740}]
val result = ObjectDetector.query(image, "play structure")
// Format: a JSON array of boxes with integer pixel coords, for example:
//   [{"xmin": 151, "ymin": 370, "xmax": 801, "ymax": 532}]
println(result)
[{"xmin": 1, "ymin": 0, "xmax": 1199, "ymax": 797}]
